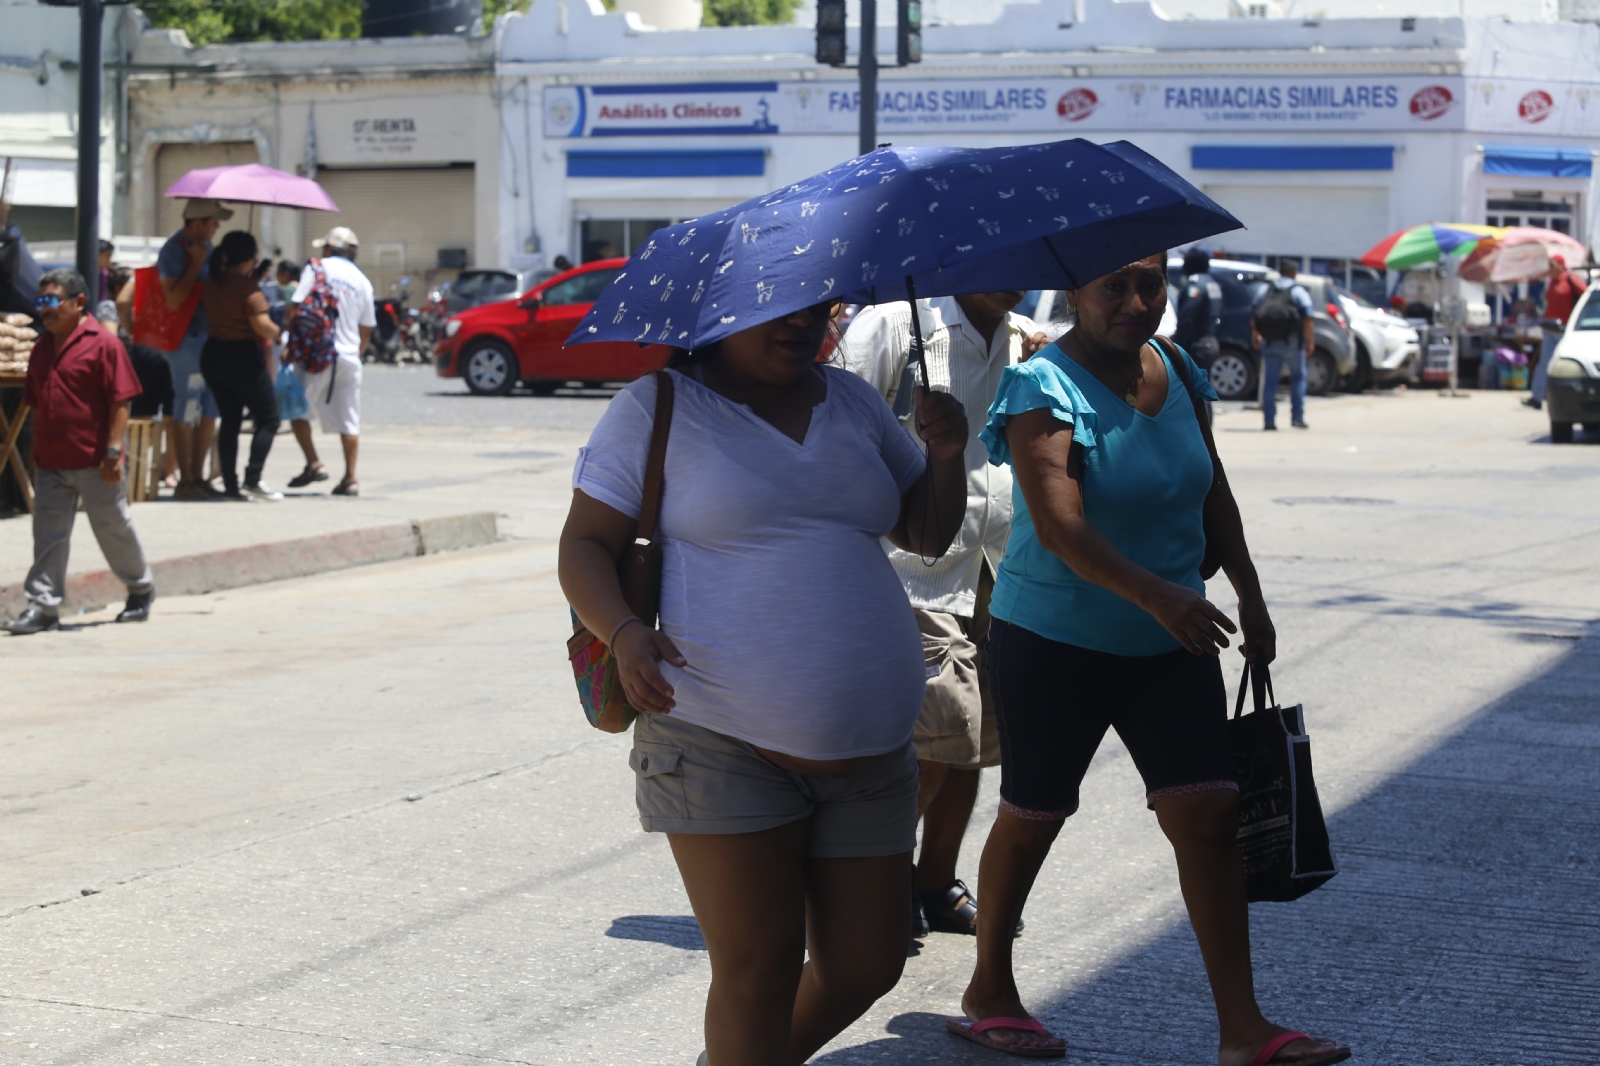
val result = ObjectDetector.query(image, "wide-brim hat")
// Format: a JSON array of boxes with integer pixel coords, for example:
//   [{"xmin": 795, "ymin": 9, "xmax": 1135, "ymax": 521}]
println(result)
[{"xmin": 182, "ymin": 198, "xmax": 235, "ymax": 221}]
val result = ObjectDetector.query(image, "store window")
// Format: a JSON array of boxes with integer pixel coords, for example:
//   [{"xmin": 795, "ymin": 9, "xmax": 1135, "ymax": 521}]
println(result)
[
  {"xmin": 1485, "ymin": 191, "xmax": 1579, "ymax": 237},
  {"xmin": 580, "ymin": 218, "xmax": 671, "ymax": 262}
]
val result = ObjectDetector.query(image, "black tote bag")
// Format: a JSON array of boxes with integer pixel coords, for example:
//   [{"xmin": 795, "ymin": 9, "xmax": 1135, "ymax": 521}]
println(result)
[{"xmin": 1231, "ymin": 661, "xmax": 1338, "ymax": 903}]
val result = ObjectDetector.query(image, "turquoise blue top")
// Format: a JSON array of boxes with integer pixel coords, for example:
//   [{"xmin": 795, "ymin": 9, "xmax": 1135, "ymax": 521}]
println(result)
[{"xmin": 980, "ymin": 341, "xmax": 1218, "ymax": 657}]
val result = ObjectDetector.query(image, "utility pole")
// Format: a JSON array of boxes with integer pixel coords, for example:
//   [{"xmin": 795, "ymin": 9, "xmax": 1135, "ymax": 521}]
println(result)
[
  {"xmin": 75, "ymin": 0, "xmax": 103, "ymax": 285},
  {"xmin": 858, "ymin": 0, "xmax": 877, "ymax": 158},
  {"xmin": 41, "ymin": 0, "xmax": 115, "ymax": 286}
]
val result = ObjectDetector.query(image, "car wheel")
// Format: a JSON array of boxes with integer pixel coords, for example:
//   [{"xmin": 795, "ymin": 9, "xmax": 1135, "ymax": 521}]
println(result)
[
  {"xmin": 1551, "ymin": 421, "xmax": 1574, "ymax": 444},
  {"xmin": 1342, "ymin": 345, "xmax": 1372, "ymax": 392},
  {"xmin": 1208, "ymin": 347, "xmax": 1256, "ymax": 401},
  {"xmin": 1306, "ymin": 350, "xmax": 1337, "ymax": 397},
  {"xmin": 462, "ymin": 340, "xmax": 519, "ymax": 396},
  {"xmin": 527, "ymin": 380, "xmax": 558, "ymax": 396}
]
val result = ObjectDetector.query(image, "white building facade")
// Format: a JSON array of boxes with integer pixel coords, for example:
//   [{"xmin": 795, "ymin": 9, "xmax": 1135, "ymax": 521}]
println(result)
[
  {"xmin": 497, "ymin": 0, "xmax": 1600, "ymax": 298},
  {"xmin": 125, "ymin": 24, "xmax": 502, "ymax": 297},
  {"xmin": 1, "ymin": 5, "xmax": 126, "ymax": 245}
]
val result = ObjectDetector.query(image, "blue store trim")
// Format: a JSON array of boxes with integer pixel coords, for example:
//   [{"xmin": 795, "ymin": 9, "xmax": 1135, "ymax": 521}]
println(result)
[
  {"xmin": 590, "ymin": 82, "xmax": 779, "ymax": 95},
  {"xmin": 1191, "ymin": 145, "xmax": 1394, "ymax": 171},
  {"xmin": 1483, "ymin": 146, "xmax": 1592, "ymax": 178},
  {"xmin": 567, "ymin": 149, "xmax": 767, "ymax": 178}
]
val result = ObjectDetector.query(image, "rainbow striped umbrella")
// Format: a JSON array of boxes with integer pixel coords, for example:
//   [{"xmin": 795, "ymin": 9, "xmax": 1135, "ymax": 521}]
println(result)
[{"xmin": 1359, "ymin": 223, "xmax": 1503, "ymax": 271}]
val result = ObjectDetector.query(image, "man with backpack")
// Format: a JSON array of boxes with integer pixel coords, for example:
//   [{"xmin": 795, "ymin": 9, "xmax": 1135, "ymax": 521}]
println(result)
[
  {"xmin": 1250, "ymin": 260, "xmax": 1315, "ymax": 431},
  {"xmin": 283, "ymin": 227, "xmax": 374, "ymax": 496}
]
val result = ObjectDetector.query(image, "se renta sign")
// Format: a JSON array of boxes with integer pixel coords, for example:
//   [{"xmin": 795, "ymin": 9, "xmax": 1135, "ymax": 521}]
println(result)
[{"xmin": 545, "ymin": 76, "xmax": 1473, "ymax": 139}]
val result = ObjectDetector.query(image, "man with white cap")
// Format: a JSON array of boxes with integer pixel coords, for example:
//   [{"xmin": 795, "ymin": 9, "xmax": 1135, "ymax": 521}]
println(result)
[
  {"xmin": 158, "ymin": 197, "xmax": 231, "ymax": 499},
  {"xmin": 285, "ymin": 226, "xmax": 374, "ymax": 495}
]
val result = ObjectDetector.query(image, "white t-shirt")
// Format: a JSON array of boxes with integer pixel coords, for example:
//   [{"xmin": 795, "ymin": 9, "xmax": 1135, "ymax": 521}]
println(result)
[
  {"xmin": 293, "ymin": 255, "xmax": 376, "ymax": 359},
  {"xmin": 573, "ymin": 366, "xmax": 929, "ymax": 760}
]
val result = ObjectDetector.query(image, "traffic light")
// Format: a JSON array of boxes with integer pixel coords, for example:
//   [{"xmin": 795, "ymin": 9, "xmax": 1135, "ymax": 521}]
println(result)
[
  {"xmin": 897, "ymin": 0, "xmax": 922, "ymax": 66},
  {"xmin": 816, "ymin": 0, "xmax": 847, "ymax": 67}
]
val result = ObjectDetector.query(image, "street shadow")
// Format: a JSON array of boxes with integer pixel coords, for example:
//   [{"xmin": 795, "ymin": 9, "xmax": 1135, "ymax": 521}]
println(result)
[
  {"xmin": 606, "ymin": 914, "xmax": 706, "ymax": 950},
  {"xmin": 816, "ymin": 624, "xmax": 1600, "ymax": 1065},
  {"xmin": 1528, "ymin": 432, "xmax": 1600, "ymax": 445}
]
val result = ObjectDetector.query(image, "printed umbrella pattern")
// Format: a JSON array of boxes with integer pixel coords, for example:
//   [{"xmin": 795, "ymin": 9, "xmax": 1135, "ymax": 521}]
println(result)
[
  {"xmin": 1358, "ymin": 223, "xmax": 1502, "ymax": 272},
  {"xmin": 568, "ymin": 140, "xmax": 1240, "ymax": 351},
  {"xmin": 1453, "ymin": 227, "xmax": 1587, "ymax": 285},
  {"xmin": 163, "ymin": 163, "xmax": 340, "ymax": 212}
]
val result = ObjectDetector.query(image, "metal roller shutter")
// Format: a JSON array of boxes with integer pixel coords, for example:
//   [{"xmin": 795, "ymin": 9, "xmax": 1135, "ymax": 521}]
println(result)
[
  {"xmin": 1202, "ymin": 184, "xmax": 1389, "ymax": 260},
  {"xmin": 155, "ymin": 141, "xmax": 260, "ymax": 239},
  {"xmin": 305, "ymin": 165, "xmax": 475, "ymax": 299}
]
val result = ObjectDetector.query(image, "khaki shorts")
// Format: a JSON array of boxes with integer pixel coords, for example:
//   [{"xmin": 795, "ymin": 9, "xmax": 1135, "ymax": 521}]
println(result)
[
  {"xmin": 914, "ymin": 566, "xmax": 1000, "ymax": 768},
  {"xmin": 630, "ymin": 712, "xmax": 919, "ymax": 859}
]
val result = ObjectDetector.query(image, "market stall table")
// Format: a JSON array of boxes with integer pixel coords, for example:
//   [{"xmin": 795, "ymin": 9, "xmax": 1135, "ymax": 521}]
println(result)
[{"xmin": 0, "ymin": 372, "xmax": 32, "ymax": 514}]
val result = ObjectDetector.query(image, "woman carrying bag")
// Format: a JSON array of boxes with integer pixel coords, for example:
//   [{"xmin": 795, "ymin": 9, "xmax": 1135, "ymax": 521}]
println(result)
[
  {"xmin": 950, "ymin": 253, "xmax": 1350, "ymax": 1065},
  {"xmin": 559, "ymin": 298, "xmax": 969, "ymax": 1066},
  {"xmin": 199, "ymin": 231, "xmax": 282, "ymax": 500}
]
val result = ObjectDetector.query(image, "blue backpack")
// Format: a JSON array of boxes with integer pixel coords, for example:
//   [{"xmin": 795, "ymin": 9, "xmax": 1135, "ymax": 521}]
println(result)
[{"xmin": 284, "ymin": 260, "xmax": 339, "ymax": 373}]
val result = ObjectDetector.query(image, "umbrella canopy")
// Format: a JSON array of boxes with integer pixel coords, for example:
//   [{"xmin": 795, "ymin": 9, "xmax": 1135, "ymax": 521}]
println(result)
[
  {"xmin": 1497, "ymin": 225, "xmax": 1587, "ymax": 262},
  {"xmin": 1358, "ymin": 223, "xmax": 1502, "ymax": 272},
  {"xmin": 163, "ymin": 163, "xmax": 339, "ymax": 212},
  {"xmin": 1458, "ymin": 227, "xmax": 1590, "ymax": 285},
  {"xmin": 569, "ymin": 139, "xmax": 1240, "ymax": 350}
]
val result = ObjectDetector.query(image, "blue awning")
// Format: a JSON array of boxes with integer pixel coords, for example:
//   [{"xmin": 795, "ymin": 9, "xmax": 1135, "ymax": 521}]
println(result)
[
  {"xmin": 1191, "ymin": 145, "xmax": 1393, "ymax": 171},
  {"xmin": 1483, "ymin": 146, "xmax": 1592, "ymax": 178},
  {"xmin": 566, "ymin": 149, "xmax": 766, "ymax": 179}
]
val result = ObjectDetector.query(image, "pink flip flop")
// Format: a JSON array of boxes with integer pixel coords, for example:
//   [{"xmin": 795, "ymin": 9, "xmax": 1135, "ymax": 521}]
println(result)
[
  {"xmin": 1250, "ymin": 1031, "xmax": 1352, "ymax": 1066},
  {"xmin": 945, "ymin": 1015, "xmax": 1066, "ymax": 1059}
]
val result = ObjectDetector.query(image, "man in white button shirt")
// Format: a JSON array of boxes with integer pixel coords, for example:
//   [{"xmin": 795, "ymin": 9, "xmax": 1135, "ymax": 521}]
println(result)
[{"xmin": 837, "ymin": 291, "xmax": 1047, "ymax": 940}]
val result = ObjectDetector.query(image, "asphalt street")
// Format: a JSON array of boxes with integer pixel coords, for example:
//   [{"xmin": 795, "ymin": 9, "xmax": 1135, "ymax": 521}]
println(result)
[{"xmin": 2, "ymin": 370, "xmax": 1597, "ymax": 1065}]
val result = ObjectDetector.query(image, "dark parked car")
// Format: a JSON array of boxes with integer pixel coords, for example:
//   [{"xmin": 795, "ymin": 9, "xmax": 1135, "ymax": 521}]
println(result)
[
  {"xmin": 434, "ymin": 258, "xmax": 670, "ymax": 395},
  {"xmin": 437, "ymin": 269, "xmax": 527, "ymax": 316},
  {"xmin": 1166, "ymin": 257, "xmax": 1354, "ymax": 400}
]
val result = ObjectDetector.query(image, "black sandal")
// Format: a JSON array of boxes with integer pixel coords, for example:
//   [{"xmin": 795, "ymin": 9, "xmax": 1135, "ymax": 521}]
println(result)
[
  {"xmin": 919, "ymin": 879, "xmax": 1025, "ymax": 937},
  {"xmin": 287, "ymin": 464, "xmax": 329, "ymax": 488}
]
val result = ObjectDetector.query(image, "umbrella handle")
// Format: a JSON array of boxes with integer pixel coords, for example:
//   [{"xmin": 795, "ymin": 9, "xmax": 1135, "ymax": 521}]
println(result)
[{"xmin": 905, "ymin": 275, "xmax": 932, "ymax": 392}]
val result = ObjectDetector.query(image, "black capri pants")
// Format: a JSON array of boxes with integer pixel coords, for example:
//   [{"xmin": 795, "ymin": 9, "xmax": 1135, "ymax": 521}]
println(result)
[
  {"xmin": 200, "ymin": 338, "xmax": 279, "ymax": 494},
  {"xmin": 987, "ymin": 617, "xmax": 1238, "ymax": 820}
]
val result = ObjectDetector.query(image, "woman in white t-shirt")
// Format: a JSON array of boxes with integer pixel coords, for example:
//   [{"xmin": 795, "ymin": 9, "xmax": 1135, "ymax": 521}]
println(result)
[{"xmin": 560, "ymin": 297, "xmax": 968, "ymax": 1064}]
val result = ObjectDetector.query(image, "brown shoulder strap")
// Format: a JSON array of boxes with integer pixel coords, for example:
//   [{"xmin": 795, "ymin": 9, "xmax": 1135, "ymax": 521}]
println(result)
[
  {"xmin": 1154, "ymin": 337, "xmax": 1218, "ymax": 456},
  {"xmin": 635, "ymin": 369, "xmax": 674, "ymax": 544}
]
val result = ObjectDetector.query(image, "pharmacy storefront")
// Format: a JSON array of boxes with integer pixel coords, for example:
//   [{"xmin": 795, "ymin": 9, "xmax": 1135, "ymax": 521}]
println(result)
[{"xmin": 497, "ymin": 0, "xmax": 1600, "ymax": 294}]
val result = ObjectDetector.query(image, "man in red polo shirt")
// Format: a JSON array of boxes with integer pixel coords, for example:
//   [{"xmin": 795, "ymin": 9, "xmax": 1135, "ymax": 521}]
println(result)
[
  {"xmin": 3, "ymin": 269, "xmax": 155, "ymax": 635},
  {"xmin": 1526, "ymin": 254, "xmax": 1589, "ymax": 411}
]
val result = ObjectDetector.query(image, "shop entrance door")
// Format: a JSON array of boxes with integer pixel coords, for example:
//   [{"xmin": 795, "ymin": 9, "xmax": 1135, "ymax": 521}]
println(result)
[
  {"xmin": 1486, "ymin": 190, "xmax": 1581, "ymax": 239},
  {"xmin": 155, "ymin": 142, "xmax": 261, "ymax": 240},
  {"xmin": 579, "ymin": 218, "xmax": 671, "ymax": 263}
]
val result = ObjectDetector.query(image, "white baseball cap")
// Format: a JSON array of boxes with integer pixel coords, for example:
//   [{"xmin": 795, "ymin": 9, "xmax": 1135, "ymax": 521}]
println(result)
[{"xmin": 313, "ymin": 225, "xmax": 359, "ymax": 251}]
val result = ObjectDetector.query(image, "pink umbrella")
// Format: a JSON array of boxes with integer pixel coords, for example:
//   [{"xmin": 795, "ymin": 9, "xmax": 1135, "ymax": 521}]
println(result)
[
  {"xmin": 1497, "ymin": 225, "xmax": 1587, "ymax": 264},
  {"xmin": 1457, "ymin": 226, "xmax": 1590, "ymax": 285},
  {"xmin": 163, "ymin": 163, "xmax": 339, "ymax": 212}
]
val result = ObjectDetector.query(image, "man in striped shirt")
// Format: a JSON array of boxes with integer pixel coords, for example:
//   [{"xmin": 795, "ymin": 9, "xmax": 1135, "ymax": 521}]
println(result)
[{"xmin": 837, "ymin": 292, "xmax": 1048, "ymax": 940}]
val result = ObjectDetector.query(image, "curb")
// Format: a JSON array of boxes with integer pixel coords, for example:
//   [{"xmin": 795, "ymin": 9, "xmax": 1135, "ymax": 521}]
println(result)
[{"xmin": 0, "ymin": 511, "xmax": 498, "ymax": 617}]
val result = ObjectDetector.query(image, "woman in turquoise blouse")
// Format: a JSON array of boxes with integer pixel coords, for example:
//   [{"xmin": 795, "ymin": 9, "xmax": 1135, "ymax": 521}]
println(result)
[{"xmin": 946, "ymin": 253, "xmax": 1349, "ymax": 1066}]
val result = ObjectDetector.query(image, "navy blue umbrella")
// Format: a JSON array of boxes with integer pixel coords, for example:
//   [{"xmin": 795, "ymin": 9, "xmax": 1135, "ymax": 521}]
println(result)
[{"xmin": 568, "ymin": 138, "xmax": 1241, "ymax": 355}]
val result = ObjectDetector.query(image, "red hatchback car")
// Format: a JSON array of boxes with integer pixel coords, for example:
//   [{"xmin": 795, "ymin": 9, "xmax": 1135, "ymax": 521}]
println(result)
[{"xmin": 434, "ymin": 258, "xmax": 670, "ymax": 395}]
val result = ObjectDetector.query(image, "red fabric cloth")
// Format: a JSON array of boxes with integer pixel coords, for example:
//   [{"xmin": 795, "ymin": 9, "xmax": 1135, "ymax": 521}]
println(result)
[
  {"xmin": 1545, "ymin": 271, "xmax": 1589, "ymax": 327},
  {"xmin": 22, "ymin": 318, "xmax": 143, "ymax": 470}
]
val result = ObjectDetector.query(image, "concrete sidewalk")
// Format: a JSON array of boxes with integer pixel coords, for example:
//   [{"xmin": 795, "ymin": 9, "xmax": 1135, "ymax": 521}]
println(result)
[{"xmin": 0, "ymin": 418, "xmax": 590, "ymax": 616}]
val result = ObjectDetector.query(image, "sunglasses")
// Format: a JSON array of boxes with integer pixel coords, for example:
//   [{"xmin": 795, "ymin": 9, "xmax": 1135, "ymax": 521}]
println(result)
[{"xmin": 34, "ymin": 293, "xmax": 73, "ymax": 309}]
